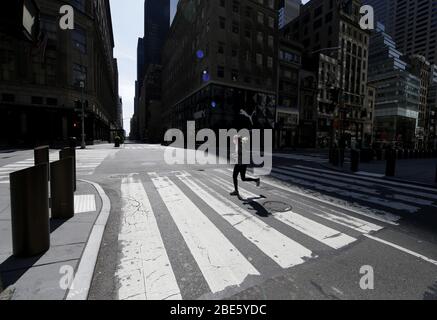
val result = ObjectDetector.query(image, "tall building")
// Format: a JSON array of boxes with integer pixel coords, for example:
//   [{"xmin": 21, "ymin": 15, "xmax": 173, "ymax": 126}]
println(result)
[
  {"xmin": 137, "ymin": 38, "xmax": 145, "ymax": 90},
  {"xmin": 407, "ymin": 54, "xmax": 431, "ymax": 148},
  {"xmin": 131, "ymin": 0, "xmax": 170, "ymax": 140},
  {"xmin": 427, "ymin": 65, "xmax": 437, "ymax": 148},
  {"xmin": 138, "ymin": 64, "xmax": 163, "ymax": 143},
  {"xmin": 284, "ymin": 0, "xmax": 371, "ymax": 148},
  {"xmin": 144, "ymin": 0, "xmax": 170, "ymax": 67},
  {"xmin": 162, "ymin": 0, "xmax": 279, "ymax": 133},
  {"xmin": 364, "ymin": 0, "xmax": 437, "ymax": 65},
  {"xmin": 368, "ymin": 23, "xmax": 420, "ymax": 148},
  {"xmin": 0, "ymin": 0, "xmax": 121, "ymax": 146},
  {"xmin": 276, "ymin": 34, "xmax": 302, "ymax": 148},
  {"xmin": 279, "ymin": 0, "xmax": 301, "ymax": 29},
  {"xmin": 362, "ymin": 0, "xmax": 396, "ymax": 36}
]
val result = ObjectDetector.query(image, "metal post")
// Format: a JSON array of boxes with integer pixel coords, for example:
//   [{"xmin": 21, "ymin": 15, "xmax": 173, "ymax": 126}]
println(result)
[
  {"xmin": 351, "ymin": 149, "xmax": 360, "ymax": 172},
  {"xmin": 435, "ymin": 162, "xmax": 437, "ymax": 183},
  {"xmin": 34, "ymin": 146, "xmax": 50, "ymax": 180},
  {"xmin": 50, "ymin": 158, "xmax": 74, "ymax": 220},
  {"xmin": 10, "ymin": 164, "xmax": 50, "ymax": 257},
  {"xmin": 80, "ymin": 81, "xmax": 86, "ymax": 149},
  {"xmin": 435, "ymin": 162, "xmax": 437, "ymax": 184},
  {"xmin": 386, "ymin": 149, "xmax": 396, "ymax": 177},
  {"xmin": 60, "ymin": 147, "xmax": 76, "ymax": 191}
]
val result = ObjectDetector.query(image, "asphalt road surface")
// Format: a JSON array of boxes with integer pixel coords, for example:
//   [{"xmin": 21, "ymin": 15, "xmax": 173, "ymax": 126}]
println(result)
[{"xmin": 1, "ymin": 144, "xmax": 437, "ymax": 300}]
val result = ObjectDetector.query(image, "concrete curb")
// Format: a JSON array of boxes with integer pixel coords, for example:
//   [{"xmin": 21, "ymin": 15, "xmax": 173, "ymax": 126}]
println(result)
[{"xmin": 65, "ymin": 179, "xmax": 111, "ymax": 300}]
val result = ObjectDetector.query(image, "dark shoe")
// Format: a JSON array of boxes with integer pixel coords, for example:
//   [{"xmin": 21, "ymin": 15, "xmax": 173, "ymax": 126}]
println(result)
[
  {"xmin": 230, "ymin": 191, "xmax": 240, "ymax": 197},
  {"xmin": 256, "ymin": 179, "xmax": 261, "ymax": 187}
]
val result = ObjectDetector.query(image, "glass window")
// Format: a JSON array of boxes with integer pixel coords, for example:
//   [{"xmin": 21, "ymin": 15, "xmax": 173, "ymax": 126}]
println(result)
[
  {"xmin": 257, "ymin": 12, "xmax": 264, "ymax": 24},
  {"xmin": 256, "ymin": 53, "xmax": 263, "ymax": 66},
  {"xmin": 72, "ymin": 25, "xmax": 87, "ymax": 53},
  {"xmin": 73, "ymin": 64, "xmax": 87, "ymax": 87}
]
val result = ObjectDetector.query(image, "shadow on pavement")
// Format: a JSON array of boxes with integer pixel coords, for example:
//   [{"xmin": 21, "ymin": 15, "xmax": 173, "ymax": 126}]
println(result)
[
  {"xmin": 424, "ymin": 281, "xmax": 437, "ymax": 300},
  {"xmin": 0, "ymin": 217, "xmax": 71, "ymax": 290}
]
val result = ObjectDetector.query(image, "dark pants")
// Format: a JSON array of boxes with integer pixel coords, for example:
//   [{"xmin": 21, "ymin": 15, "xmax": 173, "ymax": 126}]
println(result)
[{"xmin": 233, "ymin": 164, "xmax": 258, "ymax": 192}]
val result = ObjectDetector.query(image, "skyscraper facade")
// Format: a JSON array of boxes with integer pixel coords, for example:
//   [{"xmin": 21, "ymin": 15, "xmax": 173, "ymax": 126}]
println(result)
[
  {"xmin": 368, "ymin": 23, "xmax": 420, "ymax": 148},
  {"xmin": 131, "ymin": 0, "xmax": 170, "ymax": 140},
  {"xmin": 284, "ymin": 0, "xmax": 371, "ymax": 147},
  {"xmin": 364, "ymin": 0, "xmax": 437, "ymax": 65},
  {"xmin": 144, "ymin": 0, "xmax": 171, "ymax": 67},
  {"xmin": 279, "ymin": 0, "xmax": 301, "ymax": 29},
  {"xmin": 161, "ymin": 0, "xmax": 279, "ymax": 133},
  {"xmin": 0, "ymin": 0, "xmax": 121, "ymax": 146}
]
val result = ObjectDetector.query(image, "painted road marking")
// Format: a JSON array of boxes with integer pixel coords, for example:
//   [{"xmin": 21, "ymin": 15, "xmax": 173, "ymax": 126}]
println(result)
[
  {"xmin": 295, "ymin": 165, "xmax": 437, "ymax": 194},
  {"xmin": 204, "ymin": 172, "xmax": 356, "ymax": 249},
  {"xmin": 211, "ymin": 169, "xmax": 383, "ymax": 234},
  {"xmin": 284, "ymin": 166, "xmax": 437, "ymax": 201},
  {"xmin": 150, "ymin": 173, "xmax": 259, "ymax": 294},
  {"xmin": 175, "ymin": 171, "xmax": 315, "ymax": 269},
  {"xmin": 365, "ymin": 234, "xmax": 437, "ymax": 267},
  {"xmin": 273, "ymin": 167, "xmax": 425, "ymax": 210},
  {"xmin": 74, "ymin": 195, "xmax": 97, "ymax": 214},
  {"xmin": 117, "ymin": 175, "xmax": 181, "ymax": 300}
]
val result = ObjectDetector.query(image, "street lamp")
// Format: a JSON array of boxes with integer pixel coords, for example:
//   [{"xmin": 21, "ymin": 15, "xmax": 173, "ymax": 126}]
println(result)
[{"xmin": 80, "ymin": 80, "xmax": 86, "ymax": 149}]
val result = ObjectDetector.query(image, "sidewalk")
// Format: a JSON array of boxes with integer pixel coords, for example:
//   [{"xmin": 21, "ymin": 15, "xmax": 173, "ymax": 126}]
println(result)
[
  {"xmin": 0, "ymin": 180, "xmax": 104, "ymax": 300},
  {"xmin": 322, "ymin": 158, "xmax": 437, "ymax": 187}
]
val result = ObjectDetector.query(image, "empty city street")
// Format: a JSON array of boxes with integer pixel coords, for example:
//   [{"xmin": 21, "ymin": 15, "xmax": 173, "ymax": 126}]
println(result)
[{"xmin": 3, "ymin": 144, "xmax": 435, "ymax": 300}]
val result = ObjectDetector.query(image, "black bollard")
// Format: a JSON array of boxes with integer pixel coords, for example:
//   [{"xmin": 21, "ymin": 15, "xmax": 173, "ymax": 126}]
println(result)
[
  {"xmin": 435, "ymin": 163, "xmax": 437, "ymax": 184},
  {"xmin": 60, "ymin": 147, "xmax": 76, "ymax": 191},
  {"xmin": 351, "ymin": 149, "xmax": 360, "ymax": 171},
  {"xmin": 332, "ymin": 147, "xmax": 339, "ymax": 166},
  {"xmin": 386, "ymin": 149, "xmax": 397, "ymax": 177},
  {"xmin": 10, "ymin": 164, "xmax": 50, "ymax": 257},
  {"xmin": 34, "ymin": 146, "xmax": 50, "ymax": 180},
  {"xmin": 351, "ymin": 149, "xmax": 360, "ymax": 172},
  {"xmin": 69, "ymin": 137, "xmax": 77, "ymax": 149},
  {"xmin": 376, "ymin": 149, "xmax": 382, "ymax": 161},
  {"xmin": 50, "ymin": 158, "xmax": 75, "ymax": 220}
]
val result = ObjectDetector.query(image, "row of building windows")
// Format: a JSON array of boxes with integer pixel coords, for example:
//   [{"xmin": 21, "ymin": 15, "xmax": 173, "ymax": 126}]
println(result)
[{"xmin": 219, "ymin": 0, "xmax": 274, "ymax": 11}]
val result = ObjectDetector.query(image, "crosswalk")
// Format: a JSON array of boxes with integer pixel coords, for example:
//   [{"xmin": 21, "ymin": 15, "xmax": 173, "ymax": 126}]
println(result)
[
  {"xmin": 0, "ymin": 149, "xmax": 116, "ymax": 184},
  {"xmin": 114, "ymin": 164, "xmax": 431, "ymax": 300},
  {"xmin": 125, "ymin": 146, "xmax": 163, "ymax": 150}
]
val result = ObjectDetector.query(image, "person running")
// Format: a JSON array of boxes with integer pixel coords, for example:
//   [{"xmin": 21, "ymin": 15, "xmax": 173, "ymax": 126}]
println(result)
[{"xmin": 230, "ymin": 134, "xmax": 260, "ymax": 199}]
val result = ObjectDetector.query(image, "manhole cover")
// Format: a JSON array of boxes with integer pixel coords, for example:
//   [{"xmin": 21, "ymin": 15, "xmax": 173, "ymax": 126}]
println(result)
[
  {"xmin": 263, "ymin": 201, "xmax": 292, "ymax": 213},
  {"xmin": 109, "ymin": 174, "xmax": 127, "ymax": 179}
]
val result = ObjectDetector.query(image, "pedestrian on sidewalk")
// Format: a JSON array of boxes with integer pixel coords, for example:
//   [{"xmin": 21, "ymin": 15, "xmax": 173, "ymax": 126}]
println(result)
[{"xmin": 230, "ymin": 134, "xmax": 260, "ymax": 199}]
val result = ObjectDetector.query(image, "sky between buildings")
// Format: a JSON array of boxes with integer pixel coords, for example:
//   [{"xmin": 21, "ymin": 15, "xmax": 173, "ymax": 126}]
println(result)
[{"xmin": 110, "ymin": 0, "xmax": 309, "ymax": 135}]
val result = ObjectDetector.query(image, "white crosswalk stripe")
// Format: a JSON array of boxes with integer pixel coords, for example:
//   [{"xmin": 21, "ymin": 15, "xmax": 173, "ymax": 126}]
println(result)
[
  {"xmin": 201, "ymin": 172, "xmax": 357, "ymax": 249},
  {"xmin": 117, "ymin": 175, "xmax": 181, "ymax": 300},
  {"xmin": 215, "ymin": 163, "xmax": 436, "ymax": 221},
  {"xmin": 272, "ymin": 167, "xmax": 422, "ymax": 212},
  {"xmin": 0, "ymin": 149, "xmax": 115, "ymax": 183},
  {"xmin": 272, "ymin": 166, "xmax": 437, "ymax": 214},
  {"xmin": 212, "ymin": 169, "xmax": 383, "ymax": 233},
  {"xmin": 294, "ymin": 165, "xmax": 437, "ymax": 195},
  {"xmin": 216, "ymin": 168, "xmax": 400, "ymax": 225},
  {"xmin": 112, "ymin": 169, "xmax": 400, "ymax": 300},
  {"xmin": 150, "ymin": 172, "xmax": 260, "ymax": 294},
  {"xmin": 175, "ymin": 171, "xmax": 315, "ymax": 268},
  {"xmin": 271, "ymin": 153, "xmax": 351, "ymax": 164}
]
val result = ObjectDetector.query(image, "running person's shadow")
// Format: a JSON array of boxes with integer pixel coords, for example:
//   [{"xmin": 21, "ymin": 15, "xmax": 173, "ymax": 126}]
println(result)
[{"xmin": 242, "ymin": 196, "xmax": 271, "ymax": 217}]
